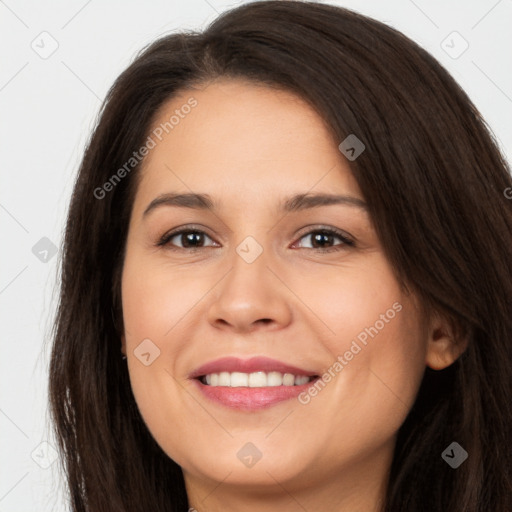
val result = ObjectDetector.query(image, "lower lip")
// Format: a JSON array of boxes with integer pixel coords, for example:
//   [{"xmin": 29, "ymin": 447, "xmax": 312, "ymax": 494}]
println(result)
[{"xmin": 191, "ymin": 378, "xmax": 319, "ymax": 411}]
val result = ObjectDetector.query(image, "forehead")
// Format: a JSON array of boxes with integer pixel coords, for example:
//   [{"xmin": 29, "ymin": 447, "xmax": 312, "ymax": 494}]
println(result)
[{"xmin": 134, "ymin": 79, "xmax": 362, "ymax": 212}]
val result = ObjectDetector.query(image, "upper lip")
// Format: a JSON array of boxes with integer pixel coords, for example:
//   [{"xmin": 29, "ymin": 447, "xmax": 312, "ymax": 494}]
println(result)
[{"xmin": 189, "ymin": 356, "xmax": 319, "ymax": 379}]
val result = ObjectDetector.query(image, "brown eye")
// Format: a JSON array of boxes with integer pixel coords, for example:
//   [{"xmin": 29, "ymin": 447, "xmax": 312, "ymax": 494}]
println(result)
[
  {"xmin": 156, "ymin": 225, "xmax": 354, "ymax": 253},
  {"xmin": 157, "ymin": 228, "xmax": 217, "ymax": 250},
  {"xmin": 294, "ymin": 228, "xmax": 355, "ymax": 252}
]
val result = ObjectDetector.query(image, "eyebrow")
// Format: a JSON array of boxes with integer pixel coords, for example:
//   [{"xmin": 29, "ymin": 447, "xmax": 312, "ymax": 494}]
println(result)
[{"xmin": 142, "ymin": 192, "xmax": 368, "ymax": 218}]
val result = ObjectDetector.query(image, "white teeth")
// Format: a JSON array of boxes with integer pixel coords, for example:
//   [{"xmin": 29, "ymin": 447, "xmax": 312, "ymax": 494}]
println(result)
[
  {"xmin": 282, "ymin": 373, "xmax": 295, "ymax": 386},
  {"xmin": 230, "ymin": 372, "xmax": 248, "ymax": 387},
  {"xmin": 218, "ymin": 371, "xmax": 230, "ymax": 386},
  {"xmin": 248, "ymin": 371, "xmax": 267, "ymax": 387},
  {"xmin": 267, "ymin": 371, "xmax": 283, "ymax": 386},
  {"xmin": 200, "ymin": 371, "xmax": 315, "ymax": 387},
  {"xmin": 294, "ymin": 375, "xmax": 310, "ymax": 385}
]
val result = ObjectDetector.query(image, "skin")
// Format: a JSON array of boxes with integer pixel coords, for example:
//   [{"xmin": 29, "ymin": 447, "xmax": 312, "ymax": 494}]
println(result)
[{"xmin": 120, "ymin": 78, "xmax": 465, "ymax": 512}]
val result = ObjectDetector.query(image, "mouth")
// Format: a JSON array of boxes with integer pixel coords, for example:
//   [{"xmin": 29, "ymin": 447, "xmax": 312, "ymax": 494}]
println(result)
[{"xmin": 189, "ymin": 356, "xmax": 321, "ymax": 410}]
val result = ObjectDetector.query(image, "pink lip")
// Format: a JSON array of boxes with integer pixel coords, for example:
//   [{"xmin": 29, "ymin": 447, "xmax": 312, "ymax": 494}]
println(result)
[
  {"xmin": 188, "ymin": 356, "xmax": 318, "ymax": 379},
  {"xmin": 188, "ymin": 356, "xmax": 320, "ymax": 411}
]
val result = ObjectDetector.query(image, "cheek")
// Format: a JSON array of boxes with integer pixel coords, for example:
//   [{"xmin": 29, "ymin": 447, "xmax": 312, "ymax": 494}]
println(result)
[
  {"xmin": 120, "ymin": 253, "xmax": 192, "ymax": 414},
  {"xmin": 328, "ymin": 295, "xmax": 427, "ymax": 436},
  {"xmin": 309, "ymin": 259, "xmax": 427, "ymax": 426},
  {"xmin": 121, "ymin": 254, "xmax": 210, "ymax": 344},
  {"xmin": 299, "ymin": 256, "xmax": 406, "ymax": 343}
]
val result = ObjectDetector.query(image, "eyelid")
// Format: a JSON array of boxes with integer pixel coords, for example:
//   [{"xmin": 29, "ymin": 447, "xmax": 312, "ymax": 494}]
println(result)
[
  {"xmin": 157, "ymin": 223, "xmax": 356, "ymax": 253},
  {"xmin": 293, "ymin": 224, "xmax": 354, "ymax": 244},
  {"xmin": 157, "ymin": 224, "xmax": 218, "ymax": 247}
]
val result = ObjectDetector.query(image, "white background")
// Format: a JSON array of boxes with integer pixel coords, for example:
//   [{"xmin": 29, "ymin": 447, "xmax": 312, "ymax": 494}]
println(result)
[{"xmin": 1, "ymin": 0, "xmax": 511, "ymax": 510}]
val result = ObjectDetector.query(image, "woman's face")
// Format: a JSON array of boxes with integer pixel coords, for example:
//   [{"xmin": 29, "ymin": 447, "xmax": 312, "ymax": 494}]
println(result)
[{"xmin": 121, "ymin": 79, "xmax": 432, "ymax": 506}]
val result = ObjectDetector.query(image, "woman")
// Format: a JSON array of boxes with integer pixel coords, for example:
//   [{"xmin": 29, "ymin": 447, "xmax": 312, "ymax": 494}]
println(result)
[{"xmin": 49, "ymin": 1, "xmax": 512, "ymax": 510}]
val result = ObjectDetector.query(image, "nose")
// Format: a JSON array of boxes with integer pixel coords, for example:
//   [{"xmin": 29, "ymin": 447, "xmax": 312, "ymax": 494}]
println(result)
[{"xmin": 206, "ymin": 244, "xmax": 293, "ymax": 334}]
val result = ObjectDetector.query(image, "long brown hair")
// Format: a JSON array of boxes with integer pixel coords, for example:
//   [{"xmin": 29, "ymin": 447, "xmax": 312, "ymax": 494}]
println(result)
[{"xmin": 49, "ymin": 1, "xmax": 512, "ymax": 510}]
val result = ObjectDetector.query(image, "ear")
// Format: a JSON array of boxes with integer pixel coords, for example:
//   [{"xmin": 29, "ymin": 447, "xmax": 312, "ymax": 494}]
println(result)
[{"xmin": 425, "ymin": 310, "xmax": 468, "ymax": 370}]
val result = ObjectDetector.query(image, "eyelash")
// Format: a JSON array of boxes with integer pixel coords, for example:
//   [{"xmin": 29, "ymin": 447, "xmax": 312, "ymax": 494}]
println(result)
[{"xmin": 156, "ymin": 225, "xmax": 356, "ymax": 253}]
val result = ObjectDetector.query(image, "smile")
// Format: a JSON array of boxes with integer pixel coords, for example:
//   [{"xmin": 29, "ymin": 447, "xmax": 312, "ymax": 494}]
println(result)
[{"xmin": 189, "ymin": 356, "xmax": 321, "ymax": 410}]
